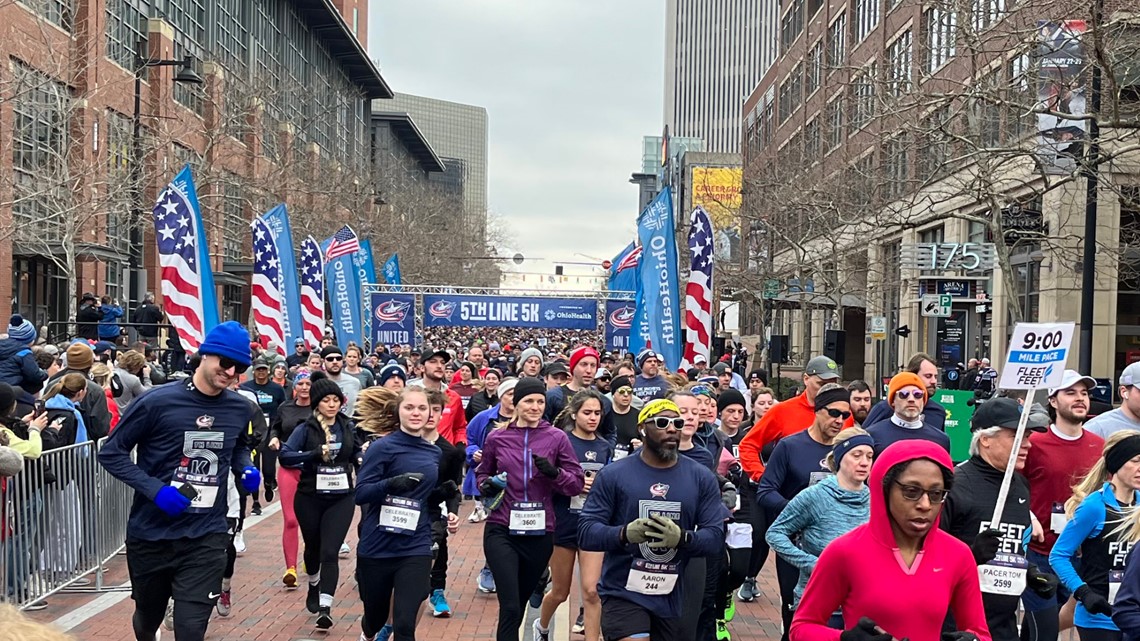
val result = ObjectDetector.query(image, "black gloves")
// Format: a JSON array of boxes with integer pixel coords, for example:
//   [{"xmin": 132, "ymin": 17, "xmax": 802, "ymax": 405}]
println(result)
[
  {"xmin": 480, "ymin": 472, "xmax": 507, "ymax": 497},
  {"xmin": 428, "ymin": 480, "xmax": 459, "ymax": 504},
  {"xmin": 941, "ymin": 633, "xmax": 979, "ymax": 641},
  {"xmin": 971, "ymin": 529, "xmax": 1002, "ymax": 566},
  {"xmin": 387, "ymin": 472, "xmax": 425, "ymax": 494},
  {"xmin": 839, "ymin": 617, "xmax": 892, "ymax": 641},
  {"xmin": 1027, "ymin": 565, "xmax": 1059, "ymax": 599},
  {"xmin": 1076, "ymin": 584, "xmax": 1113, "ymax": 616},
  {"xmin": 532, "ymin": 454, "xmax": 559, "ymax": 479}
]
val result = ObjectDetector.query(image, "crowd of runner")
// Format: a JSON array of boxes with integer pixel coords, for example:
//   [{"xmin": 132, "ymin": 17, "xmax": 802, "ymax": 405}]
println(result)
[{"xmin": 5, "ymin": 317, "xmax": 1140, "ymax": 641}]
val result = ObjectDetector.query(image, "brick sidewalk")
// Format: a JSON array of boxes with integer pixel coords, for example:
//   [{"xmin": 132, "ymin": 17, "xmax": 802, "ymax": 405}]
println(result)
[{"xmin": 28, "ymin": 499, "xmax": 783, "ymax": 640}]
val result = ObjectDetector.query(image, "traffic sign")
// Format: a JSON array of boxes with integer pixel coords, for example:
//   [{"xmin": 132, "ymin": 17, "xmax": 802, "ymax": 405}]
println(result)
[
  {"xmin": 870, "ymin": 316, "xmax": 887, "ymax": 340},
  {"xmin": 998, "ymin": 322, "xmax": 1075, "ymax": 390},
  {"xmin": 921, "ymin": 294, "xmax": 952, "ymax": 318}
]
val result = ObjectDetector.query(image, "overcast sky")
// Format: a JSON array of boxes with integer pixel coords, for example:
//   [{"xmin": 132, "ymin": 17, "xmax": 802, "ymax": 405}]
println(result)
[{"xmin": 370, "ymin": 1, "xmax": 664, "ymax": 281}]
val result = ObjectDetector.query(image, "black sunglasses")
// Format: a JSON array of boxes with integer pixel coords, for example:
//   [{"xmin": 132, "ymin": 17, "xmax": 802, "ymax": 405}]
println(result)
[
  {"xmin": 218, "ymin": 356, "xmax": 244, "ymax": 372},
  {"xmin": 325, "ymin": 355, "xmax": 343, "ymax": 362},
  {"xmin": 825, "ymin": 408, "xmax": 852, "ymax": 419},
  {"xmin": 644, "ymin": 416, "xmax": 685, "ymax": 431},
  {"xmin": 893, "ymin": 481, "xmax": 949, "ymax": 504}
]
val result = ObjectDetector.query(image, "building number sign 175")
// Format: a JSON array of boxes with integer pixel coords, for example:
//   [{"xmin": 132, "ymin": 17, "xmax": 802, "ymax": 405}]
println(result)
[{"xmin": 899, "ymin": 242, "xmax": 997, "ymax": 271}]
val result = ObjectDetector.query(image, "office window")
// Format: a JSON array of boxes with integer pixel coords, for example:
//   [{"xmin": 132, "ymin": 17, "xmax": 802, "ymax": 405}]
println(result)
[
  {"xmin": 884, "ymin": 134, "xmax": 910, "ymax": 198},
  {"xmin": 827, "ymin": 12, "xmax": 847, "ymax": 69},
  {"xmin": 778, "ymin": 63, "xmax": 803, "ymax": 124},
  {"xmin": 919, "ymin": 106, "xmax": 952, "ymax": 180},
  {"xmin": 887, "ymin": 30, "xmax": 913, "ymax": 96},
  {"xmin": 106, "ymin": 111, "xmax": 134, "ymax": 249},
  {"xmin": 805, "ymin": 117, "xmax": 821, "ymax": 161},
  {"xmin": 851, "ymin": 63, "xmax": 876, "ymax": 131},
  {"xmin": 156, "ymin": 0, "xmax": 206, "ymax": 114},
  {"xmin": 211, "ymin": 0, "xmax": 248, "ymax": 75},
  {"xmin": 826, "ymin": 96, "xmax": 845, "ymax": 149},
  {"xmin": 27, "ymin": 0, "xmax": 72, "ymax": 31},
  {"xmin": 807, "ymin": 41, "xmax": 823, "ymax": 95},
  {"xmin": 222, "ymin": 175, "xmax": 244, "ymax": 262},
  {"xmin": 972, "ymin": 0, "xmax": 1007, "ymax": 31},
  {"xmin": 11, "ymin": 61, "xmax": 71, "ymax": 229},
  {"xmin": 855, "ymin": 0, "xmax": 879, "ymax": 43},
  {"xmin": 781, "ymin": 0, "xmax": 804, "ymax": 53},
  {"xmin": 106, "ymin": 0, "xmax": 147, "ymax": 69},
  {"xmin": 922, "ymin": 6, "xmax": 957, "ymax": 74}
]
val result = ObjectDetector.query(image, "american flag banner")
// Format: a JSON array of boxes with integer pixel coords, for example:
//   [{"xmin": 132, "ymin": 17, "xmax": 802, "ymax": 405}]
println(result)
[
  {"xmin": 299, "ymin": 236, "xmax": 325, "ymax": 349},
  {"xmin": 251, "ymin": 217, "xmax": 286, "ymax": 355},
  {"xmin": 682, "ymin": 207, "xmax": 714, "ymax": 370},
  {"xmin": 151, "ymin": 165, "xmax": 218, "ymax": 352},
  {"xmin": 324, "ymin": 225, "xmax": 360, "ymax": 263}
]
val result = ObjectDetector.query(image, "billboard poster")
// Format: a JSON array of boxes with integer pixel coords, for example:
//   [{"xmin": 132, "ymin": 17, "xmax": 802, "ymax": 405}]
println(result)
[
  {"xmin": 422, "ymin": 294, "xmax": 597, "ymax": 330},
  {"xmin": 604, "ymin": 300, "xmax": 635, "ymax": 353},
  {"xmin": 370, "ymin": 293, "xmax": 416, "ymax": 347},
  {"xmin": 690, "ymin": 166, "xmax": 743, "ymax": 263},
  {"xmin": 1036, "ymin": 20, "xmax": 1087, "ymax": 174}
]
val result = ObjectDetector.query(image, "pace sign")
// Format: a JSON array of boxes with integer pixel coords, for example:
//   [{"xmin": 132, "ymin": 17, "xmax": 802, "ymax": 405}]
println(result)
[
  {"xmin": 999, "ymin": 322, "xmax": 1075, "ymax": 390},
  {"xmin": 900, "ymin": 243, "xmax": 997, "ymax": 271}
]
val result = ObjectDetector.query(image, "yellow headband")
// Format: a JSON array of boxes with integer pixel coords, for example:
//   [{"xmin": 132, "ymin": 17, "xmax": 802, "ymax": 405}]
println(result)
[{"xmin": 639, "ymin": 398, "xmax": 681, "ymax": 424}]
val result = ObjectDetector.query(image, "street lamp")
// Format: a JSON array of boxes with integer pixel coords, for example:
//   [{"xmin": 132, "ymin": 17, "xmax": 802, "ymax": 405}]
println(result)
[{"xmin": 129, "ymin": 46, "xmax": 203, "ymax": 320}]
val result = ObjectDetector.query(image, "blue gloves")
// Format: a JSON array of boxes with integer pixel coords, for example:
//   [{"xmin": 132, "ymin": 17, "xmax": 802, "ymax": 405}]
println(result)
[
  {"xmin": 241, "ymin": 466, "xmax": 261, "ymax": 493},
  {"xmin": 155, "ymin": 486, "xmax": 192, "ymax": 517}
]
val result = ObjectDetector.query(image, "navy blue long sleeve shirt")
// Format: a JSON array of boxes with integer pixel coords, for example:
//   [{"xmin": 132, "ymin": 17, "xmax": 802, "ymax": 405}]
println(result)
[
  {"xmin": 355, "ymin": 429, "xmax": 441, "ymax": 559},
  {"xmin": 1113, "ymin": 548, "xmax": 1140, "ymax": 641},
  {"xmin": 755, "ymin": 429, "xmax": 833, "ymax": 519},
  {"xmin": 97, "ymin": 379, "xmax": 256, "ymax": 541}
]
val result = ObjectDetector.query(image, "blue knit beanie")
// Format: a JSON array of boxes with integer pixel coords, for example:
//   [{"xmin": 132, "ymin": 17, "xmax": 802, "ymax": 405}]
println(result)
[
  {"xmin": 7, "ymin": 315, "xmax": 36, "ymax": 345},
  {"xmin": 377, "ymin": 363, "xmax": 407, "ymax": 387},
  {"xmin": 198, "ymin": 321, "xmax": 252, "ymax": 367}
]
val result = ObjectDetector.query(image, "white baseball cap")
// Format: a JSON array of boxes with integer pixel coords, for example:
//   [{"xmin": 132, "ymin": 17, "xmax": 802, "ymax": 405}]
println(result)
[
  {"xmin": 1048, "ymin": 369, "xmax": 1097, "ymax": 396},
  {"xmin": 1120, "ymin": 362, "xmax": 1140, "ymax": 387}
]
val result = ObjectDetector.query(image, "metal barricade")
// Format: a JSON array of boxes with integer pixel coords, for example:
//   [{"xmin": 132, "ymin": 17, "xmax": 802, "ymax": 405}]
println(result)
[{"xmin": 1, "ymin": 437, "xmax": 133, "ymax": 609}]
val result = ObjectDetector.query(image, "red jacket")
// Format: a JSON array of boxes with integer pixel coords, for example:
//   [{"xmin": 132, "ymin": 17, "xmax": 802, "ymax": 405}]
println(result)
[{"xmin": 438, "ymin": 387, "xmax": 468, "ymax": 446}]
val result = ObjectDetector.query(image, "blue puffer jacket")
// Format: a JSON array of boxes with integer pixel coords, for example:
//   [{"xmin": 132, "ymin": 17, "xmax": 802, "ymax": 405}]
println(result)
[
  {"xmin": 0, "ymin": 338, "xmax": 46, "ymax": 394},
  {"xmin": 98, "ymin": 304, "xmax": 123, "ymax": 340}
]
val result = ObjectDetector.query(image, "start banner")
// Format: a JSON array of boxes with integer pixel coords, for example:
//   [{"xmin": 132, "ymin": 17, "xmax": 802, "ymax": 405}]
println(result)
[
  {"xmin": 422, "ymin": 294, "xmax": 597, "ymax": 330},
  {"xmin": 370, "ymin": 293, "xmax": 417, "ymax": 347},
  {"xmin": 605, "ymin": 300, "xmax": 635, "ymax": 353}
]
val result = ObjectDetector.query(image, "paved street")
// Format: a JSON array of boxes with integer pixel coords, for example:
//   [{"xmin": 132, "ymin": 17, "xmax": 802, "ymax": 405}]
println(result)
[{"xmin": 25, "ymin": 498, "xmax": 783, "ymax": 640}]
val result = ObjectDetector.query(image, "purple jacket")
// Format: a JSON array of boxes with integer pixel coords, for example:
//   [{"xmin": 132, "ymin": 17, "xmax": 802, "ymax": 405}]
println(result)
[{"xmin": 475, "ymin": 420, "xmax": 585, "ymax": 533}]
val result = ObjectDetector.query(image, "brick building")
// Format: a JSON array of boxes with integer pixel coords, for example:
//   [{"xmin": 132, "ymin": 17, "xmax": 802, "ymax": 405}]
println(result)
[{"xmin": 1, "ymin": 0, "xmax": 390, "ymax": 337}]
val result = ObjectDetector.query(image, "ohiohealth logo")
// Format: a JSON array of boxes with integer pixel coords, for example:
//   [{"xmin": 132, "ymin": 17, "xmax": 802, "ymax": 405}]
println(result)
[
  {"xmin": 428, "ymin": 300, "xmax": 456, "ymax": 320},
  {"xmin": 609, "ymin": 305, "xmax": 635, "ymax": 329},
  {"xmin": 544, "ymin": 309, "xmax": 556, "ymax": 321},
  {"xmin": 374, "ymin": 299, "xmax": 410, "ymax": 325}
]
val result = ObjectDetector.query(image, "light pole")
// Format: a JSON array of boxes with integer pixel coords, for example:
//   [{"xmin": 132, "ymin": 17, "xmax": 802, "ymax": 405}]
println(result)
[
  {"xmin": 1078, "ymin": 5, "xmax": 1102, "ymax": 374},
  {"xmin": 129, "ymin": 45, "xmax": 202, "ymax": 321}
]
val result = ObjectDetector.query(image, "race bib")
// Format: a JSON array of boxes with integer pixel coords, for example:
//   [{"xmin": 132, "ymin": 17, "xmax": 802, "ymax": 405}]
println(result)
[
  {"xmin": 1051, "ymin": 502, "xmax": 1068, "ymax": 534},
  {"xmin": 570, "ymin": 494, "xmax": 586, "ymax": 512},
  {"xmin": 979, "ymin": 553, "xmax": 1028, "ymax": 596},
  {"xmin": 613, "ymin": 447, "xmax": 629, "ymax": 461},
  {"xmin": 1111, "ymin": 570, "xmax": 1123, "ymax": 603},
  {"xmin": 808, "ymin": 471, "xmax": 832, "ymax": 486},
  {"xmin": 625, "ymin": 559, "xmax": 680, "ymax": 595},
  {"xmin": 169, "ymin": 479, "xmax": 219, "ymax": 511},
  {"xmin": 171, "ymin": 429, "xmax": 225, "ymax": 512},
  {"xmin": 379, "ymin": 496, "xmax": 421, "ymax": 534},
  {"xmin": 509, "ymin": 501, "xmax": 545, "ymax": 535},
  {"xmin": 316, "ymin": 466, "xmax": 349, "ymax": 494}
]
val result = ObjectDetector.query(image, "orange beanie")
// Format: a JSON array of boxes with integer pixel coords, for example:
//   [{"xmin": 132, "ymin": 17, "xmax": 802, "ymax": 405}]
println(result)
[{"xmin": 888, "ymin": 372, "xmax": 927, "ymax": 404}]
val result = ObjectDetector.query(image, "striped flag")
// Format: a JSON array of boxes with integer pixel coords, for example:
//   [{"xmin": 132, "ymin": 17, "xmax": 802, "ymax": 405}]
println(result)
[
  {"xmin": 682, "ymin": 207, "xmax": 714, "ymax": 370},
  {"xmin": 324, "ymin": 225, "xmax": 360, "ymax": 263},
  {"xmin": 299, "ymin": 236, "xmax": 325, "ymax": 349},
  {"xmin": 151, "ymin": 165, "xmax": 218, "ymax": 352},
  {"xmin": 251, "ymin": 217, "xmax": 285, "ymax": 354}
]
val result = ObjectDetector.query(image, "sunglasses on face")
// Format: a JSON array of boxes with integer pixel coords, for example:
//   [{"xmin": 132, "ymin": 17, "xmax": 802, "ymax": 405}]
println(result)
[
  {"xmin": 644, "ymin": 416, "xmax": 685, "ymax": 431},
  {"xmin": 325, "ymin": 356, "xmax": 343, "ymax": 362},
  {"xmin": 825, "ymin": 408, "xmax": 852, "ymax": 419},
  {"xmin": 897, "ymin": 390, "xmax": 925, "ymax": 400},
  {"xmin": 218, "ymin": 356, "xmax": 244, "ymax": 372},
  {"xmin": 615, "ymin": 387, "xmax": 633, "ymax": 395},
  {"xmin": 893, "ymin": 481, "xmax": 949, "ymax": 504}
]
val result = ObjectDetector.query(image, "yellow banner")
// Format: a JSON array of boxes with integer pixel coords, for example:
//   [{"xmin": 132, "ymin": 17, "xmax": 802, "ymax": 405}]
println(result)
[{"xmin": 690, "ymin": 166, "xmax": 742, "ymax": 232}]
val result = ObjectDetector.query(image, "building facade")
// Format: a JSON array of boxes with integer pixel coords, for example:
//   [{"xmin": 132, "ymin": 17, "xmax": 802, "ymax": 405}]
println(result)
[
  {"xmin": 664, "ymin": 0, "xmax": 777, "ymax": 154},
  {"xmin": 738, "ymin": 0, "xmax": 1140, "ymax": 386},
  {"xmin": 3, "ymin": 0, "xmax": 390, "ymax": 334}
]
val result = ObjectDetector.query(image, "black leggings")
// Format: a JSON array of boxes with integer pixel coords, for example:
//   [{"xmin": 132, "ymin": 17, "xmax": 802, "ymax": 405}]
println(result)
[
  {"xmin": 746, "ymin": 493, "xmax": 771, "ymax": 577},
  {"xmin": 775, "ymin": 555, "xmax": 800, "ymax": 641},
  {"xmin": 1077, "ymin": 628, "xmax": 1122, "ymax": 641},
  {"xmin": 483, "ymin": 523, "xmax": 554, "ymax": 641},
  {"xmin": 294, "ymin": 491, "xmax": 355, "ymax": 600},
  {"xmin": 358, "ymin": 555, "xmax": 431, "ymax": 640},
  {"xmin": 697, "ymin": 548, "xmax": 727, "ymax": 639},
  {"xmin": 224, "ymin": 518, "xmax": 238, "ymax": 579},
  {"xmin": 431, "ymin": 519, "xmax": 449, "ymax": 591},
  {"xmin": 1020, "ymin": 605, "xmax": 1059, "ymax": 641}
]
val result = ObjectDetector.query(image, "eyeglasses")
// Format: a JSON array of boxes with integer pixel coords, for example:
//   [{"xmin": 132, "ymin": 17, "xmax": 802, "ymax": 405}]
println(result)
[
  {"xmin": 644, "ymin": 416, "xmax": 685, "ymax": 431},
  {"xmin": 325, "ymin": 356, "xmax": 343, "ymax": 362},
  {"xmin": 825, "ymin": 408, "xmax": 852, "ymax": 419},
  {"xmin": 893, "ymin": 481, "xmax": 949, "ymax": 504},
  {"xmin": 897, "ymin": 390, "xmax": 925, "ymax": 400},
  {"xmin": 217, "ymin": 356, "xmax": 243, "ymax": 372},
  {"xmin": 615, "ymin": 387, "xmax": 633, "ymax": 395}
]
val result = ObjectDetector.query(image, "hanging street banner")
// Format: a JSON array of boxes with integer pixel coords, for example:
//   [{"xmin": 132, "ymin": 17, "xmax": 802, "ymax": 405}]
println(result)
[
  {"xmin": 636, "ymin": 187, "xmax": 682, "ymax": 370},
  {"xmin": 370, "ymin": 293, "xmax": 417, "ymax": 347},
  {"xmin": 260, "ymin": 205, "xmax": 303, "ymax": 347},
  {"xmin": 321, "ymin": 227, "xmax": 364, "ymax": 348},
  {"xmin": 999, "ymin": 322, "xmax": 1075, "ymax": 390},
  {"xmin": 605, "ymin": 300, "xmax": 635, "ymax": 353},
  {"xmin": 422, "ymin": 295, "xmax": 597, "ymax": 330},
  {"xmin": 1036, "ymin": 21, "xmax": 1087, "ymax": 174}
]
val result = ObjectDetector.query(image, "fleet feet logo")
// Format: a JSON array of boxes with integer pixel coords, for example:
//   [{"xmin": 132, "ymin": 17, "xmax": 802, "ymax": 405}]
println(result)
[
  {"xmin": 428, "ymin": 300, "xmax": 456, "ymax": 320},
  {"xmin": 375, "ymin": 299, "xmax": 411, "ymax": 325},
  {"xmin": 609, "ymin": 305, "xmax": 635, "ymax": 329}
]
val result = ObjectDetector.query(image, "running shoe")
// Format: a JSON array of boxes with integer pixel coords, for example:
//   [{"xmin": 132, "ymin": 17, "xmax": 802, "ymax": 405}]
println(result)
[
  {"xmin": 477, "ymin": 566, "xmax": 496, "ymax": 593},
  {"xmin": 430, "ymin": 588, "xmax": 452, "ymax": 618},
  {"xmin": 23, "ymin": 600, "xmax": 48, "ymax": 611},
  {"xmin": 163, "ymin": 601, "xmax": 174, "ymax": 631},
  {"xmin": 316, "ymin": 606, "xmax": 333, "ymax": 629},
  {"xmin": 571, "ymin": 607, "xmax": 584, "ymax": 634},
  {"xmin": 468, "ymin": 503, "xmax": 488, "ymax": 522},
  {"xmin": 529, "ymin": 567, "xmax": 551, "ymax": 609},
  {"xmin": 264, "ymin": 484, "xmax": 275, "ymax": 502},
  {"xmin": 216, "ymin": 590, "xmax": 231, "ymax": 617},
  {"xmin": 716, "ymin": 619, "xmax": 731, "ymax": 640},
  {"xmin": 376, "ymin": 624, "xmax": 393, "ymax": 641},
  {"xmin": 339, "ymin": 542, "xmax": 351, "ymax": 557},
  {"xmin": 724, "ymin": 594, "xmax": 736, "ymax": 622},
  {"xmin": 737, "ymin": 577, "xmax": 758, "ymax": 602},
  {"xmin": 283, "ymin": 567, "xmax": 298, "ymax": 588},
  {"xmin": 306, "ymin": 584, "xmax": 320, "ymax": 614},
  {"xmin": 234, "ymin": 531, "xmax": 246, "ymax": 555},
  {"xmin": 359, "ymin": 635, "xmax": 376, "ymax": 641},
  {"xmin": 532, "ymin": 619, "xmax": 551, "ymax": 641},
  {"xmin": 251, "ymin": 502, "xmax": 263, "ymax": 516}
]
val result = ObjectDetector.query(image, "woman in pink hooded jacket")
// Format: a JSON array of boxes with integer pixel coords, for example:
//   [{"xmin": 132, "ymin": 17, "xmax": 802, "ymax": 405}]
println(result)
[{"xmin": 790, "ymin": 440, "xmax": 991, "ymax": 641}]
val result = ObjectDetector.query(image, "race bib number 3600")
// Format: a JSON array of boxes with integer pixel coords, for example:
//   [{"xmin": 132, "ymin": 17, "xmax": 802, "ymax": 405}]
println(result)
[{"xmin": 509, "ymin": 501, "xmax": 545, "ymax": 535}]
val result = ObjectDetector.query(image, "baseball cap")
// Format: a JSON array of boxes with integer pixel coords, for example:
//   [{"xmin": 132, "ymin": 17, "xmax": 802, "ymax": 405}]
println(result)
[
  {"xmin": 712, "ymin": 362, "xmax": 730, "ymax": 375},
  {"xmin": 542, "ymin": 362, "xmax": 569, "ymax": 377},
  {"xmin": 596, "ymin": 368, "xmax": 611, "ymax": 380},
  {"xmin": 252, "ymin": 354, "xmax": 273, "ymax": 369},
  {"xmin": 419, "ymin": 349, "xmax": 452, "ymax": 365},
  {"xmin": 1121, "ymin": 362, "xmax": 1140, "ymax": 387},
  {"xmin": 1048, "ymin": 369, "xmax": 1096, "ymax": 396},
  {"xmin": 970, "ymin": 397, "xmax": 1045, "ymax": 432},
  {"xmin": 804, "ymin": 356, "xmax": 840, "ymax": 380}
]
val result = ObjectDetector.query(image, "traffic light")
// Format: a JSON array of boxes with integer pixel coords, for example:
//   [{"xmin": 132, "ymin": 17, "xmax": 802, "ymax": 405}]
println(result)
[{"xmin": 896, "ymin": 325, "xmax": 912, "ymax": 338}]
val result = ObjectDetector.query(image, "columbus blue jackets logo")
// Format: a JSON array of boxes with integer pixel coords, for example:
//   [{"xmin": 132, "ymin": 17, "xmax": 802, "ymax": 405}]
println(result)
[
  {"xmin": 650, "ymin": 483, "xmax": 670, "ymax": 499},
  {"xmin": 374, "ymin": 299, "xmax": 411, "ymax": 325},
  {"xmin": 609, "ymin": 305, "xmax": 635, "ymax": 330},
  {"xmin": 428, "ymin": 300, "xmax": 456, "ymax": 320},
  {"xmin": 585, "ymin": 450, "xmax": 598, "ymax": 461}
]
